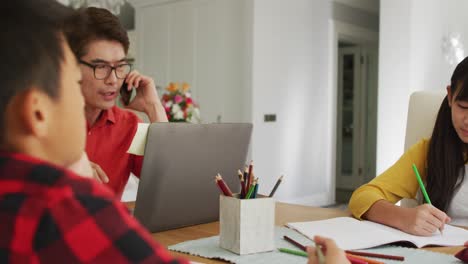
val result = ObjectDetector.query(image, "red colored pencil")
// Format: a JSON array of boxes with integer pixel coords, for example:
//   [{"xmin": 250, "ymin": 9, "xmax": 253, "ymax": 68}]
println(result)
[
  {"xmin": 283, "ymin": 235, "xmax": 307, "ymax": 251},
  {"xmin": 345, "ymin": 250, "xmax": 404, "ymax": 261},
  {"xmin": 238, "ymin": 169, "xmax": 246, "ymax": 198},
  {"xmin": 243, "ymin": 166, "xmax": 249, "ymax": 190},
  {"xmin": 215, "ymin": 174, "xmax": 233, "ymax": 197},
  {"xmin": 346, "ymin": 254, "xmax": 384, "ymax": 264},
  {"xmin": 247, "ymin": 160, "xmax": 253, "ymax": 189},
  {"xmin": 346, "ymin": 254, "xmax": 369, "ymax": 264}
]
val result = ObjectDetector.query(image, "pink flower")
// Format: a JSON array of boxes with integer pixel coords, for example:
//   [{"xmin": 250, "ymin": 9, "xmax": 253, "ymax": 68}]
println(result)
[
  {"xmin": 174, "ymin": 95, "xmax": 183, "ymax": 104},
  {"xmin": 186, "ymin": 97, "xmax": 193, "ymax": 105}
]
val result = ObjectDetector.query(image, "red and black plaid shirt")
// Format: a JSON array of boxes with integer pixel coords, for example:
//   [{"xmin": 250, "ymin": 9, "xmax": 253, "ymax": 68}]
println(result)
[{"xmin": 0, "ymin": 152, "xmax": 188, "ymax": 264}]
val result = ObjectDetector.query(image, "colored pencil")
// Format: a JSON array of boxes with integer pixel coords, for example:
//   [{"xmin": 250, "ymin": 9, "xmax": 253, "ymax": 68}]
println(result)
[
  {"xmin": 316, "ymin": 245, "xmax": 326, "ymax": 264},
  {"xmin": 247, "ymin": 160, "xmax": 253, "ymax": 190},
  {"xmin": 215, "ymin": 174, "xmax": 233, "ymax": 197},
  {"xmin": 268, "ymin": 175, "xmax": 284, "ymax": 197},
  {"xmin": 345, "ymin": 250, "xmax": 405, "ymax": 261},
  {"xmin": 412, "ymin": 163, "xmax": 444, "ymax": 235},
  {"xmin": 278, "ymin": 248, "xmax": 308, "ymax": 257},
  {"xmin": 283, "ymin": 235, "xmax": 307, "ymax": 251},
  {"xmin": 346, "ymin": 254, "xmax": 369, "ymax": 264},
  {"xmin": 238, "ymin": 169, "xmax": 246, "ymax": 198},
  {"xmin": 245, "ymin": 178, "xmax": 257, "ymax": 199},
  {"xmin": 346, "ymin": 253, "xmax": 384, "ymax": 264},
  {"xmin": 252, "ymin": 182, "xmax": 259, "ymax": 198},
  {"xmin": 243, "ymin": 166, "xmax": 249, "ymax": 191},
  {"xmin": 412, "ymin": 164, "xmax": 432, "ymax": 204}
]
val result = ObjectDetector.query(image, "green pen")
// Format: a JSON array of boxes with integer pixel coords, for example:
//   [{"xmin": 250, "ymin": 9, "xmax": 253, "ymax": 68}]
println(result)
[
  {"xmin": 278, "ymin": 248, "xmax": 308, "ymax": 257},
  {"xmin": 412, "ymin": 163, "xmax": 444, "ymax": 235}
]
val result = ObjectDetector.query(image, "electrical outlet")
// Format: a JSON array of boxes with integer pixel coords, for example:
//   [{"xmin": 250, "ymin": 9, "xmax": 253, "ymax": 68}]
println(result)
[{"xmin": 264, "ymin": 114, "xmax": 276, "ymax": 122}]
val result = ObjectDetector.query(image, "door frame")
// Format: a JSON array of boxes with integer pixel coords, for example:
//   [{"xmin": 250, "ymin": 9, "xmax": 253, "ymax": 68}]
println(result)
[
  {"xmin": 336, "ymin": 46, "xmax": 363, "ymax": 189},
  {"xmin": 328, "ymin": 20, "xmax": 378, "ymax": 204}
]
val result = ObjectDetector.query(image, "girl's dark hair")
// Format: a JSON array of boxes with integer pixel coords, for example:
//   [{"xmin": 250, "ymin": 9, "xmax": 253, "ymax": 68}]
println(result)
[{"xmin": 426, "ymin": 56, "xmax": 468, "ymax": 211}]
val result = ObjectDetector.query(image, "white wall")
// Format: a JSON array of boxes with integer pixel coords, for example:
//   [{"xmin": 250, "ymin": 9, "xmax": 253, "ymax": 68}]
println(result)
[
  {"xmin": 376, "ymin": 0, "xmax": 412, "ymax": 174},
  {"xmin": 377, "ymin": 0, "xmax": 468, "ymax": 174},
  {"xmin": 251, "ymin": 0, "xmax": 333, "ymax": 205}
]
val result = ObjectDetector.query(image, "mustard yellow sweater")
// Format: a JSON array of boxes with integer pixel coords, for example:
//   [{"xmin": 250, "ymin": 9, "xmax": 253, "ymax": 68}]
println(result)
[{"xmin": 349, "ymin": 139, "xmax": 429, "ymax": 219}]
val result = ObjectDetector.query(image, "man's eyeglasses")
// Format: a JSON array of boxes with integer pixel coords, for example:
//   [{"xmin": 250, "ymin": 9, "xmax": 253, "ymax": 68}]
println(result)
[{"xmin": 79, "ymin": 60, "xmax": 132, "ymax": 80}]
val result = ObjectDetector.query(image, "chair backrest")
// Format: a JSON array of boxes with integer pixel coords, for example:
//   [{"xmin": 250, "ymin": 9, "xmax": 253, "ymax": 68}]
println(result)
[
  {"xmin": 400, "ymin": 90, "xmax": 446, "ymax": 207},
  {"xmin": 404, "ymin": 91, "xmax": 446, "ymax": 151}
]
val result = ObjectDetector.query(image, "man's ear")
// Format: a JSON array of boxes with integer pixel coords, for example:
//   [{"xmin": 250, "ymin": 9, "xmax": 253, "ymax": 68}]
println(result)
[
  {"xmin": 19, "ymin": 88, "xmax": 52, "ymax": 138},
  {"xmin": 447, "ymin": 85, "xmax": 453, "ymax": 107}
]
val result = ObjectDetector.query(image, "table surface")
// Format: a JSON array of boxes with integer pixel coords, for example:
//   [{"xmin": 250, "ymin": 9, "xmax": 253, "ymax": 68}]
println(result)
[{"xmin": 125, "ymin": 202, "xmax": 465, "ymax": 263}]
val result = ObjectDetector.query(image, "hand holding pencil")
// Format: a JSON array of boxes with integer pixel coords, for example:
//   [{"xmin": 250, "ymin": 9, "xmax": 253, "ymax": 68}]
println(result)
[
  {"xmin": 399, "ymin": 203, "xmax": 451, "ymax": 236},
  {"xmin": 409, "ymin": 164, "xmax": 451, "ymax": 236},
  {"xmin": 281, "ymin": 235, "xmax": 404, "ymax": 263},
  {"xmin": 306, "ymin": 236, "xmax": 350, "ymax": 264}
]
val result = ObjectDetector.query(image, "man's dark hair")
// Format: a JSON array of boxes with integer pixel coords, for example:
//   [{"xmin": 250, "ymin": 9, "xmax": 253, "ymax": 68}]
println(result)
[
  {"xmin": 64, "ymin": 7, "xmax": 130, "ymax": 59},
  {"xmin": 0, "ymin": 0, "xmax": 74, "ymax": 143}
]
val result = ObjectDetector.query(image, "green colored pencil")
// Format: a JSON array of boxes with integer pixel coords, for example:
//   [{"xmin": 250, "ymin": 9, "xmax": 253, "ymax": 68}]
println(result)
[
  {"xmin": 278, "ymin": 248, "xmax": 308, "ymax": 257},
  {"xmin": 413, "ymin": 163, "xmax": 445, "ymax": 235},
  {"xmin": 412, "ymin": 163, "xmax": 432, "ymax": 204},
  {"xmin": 245, "ymin": 179, "xmax": 257, "ymax": 199}
]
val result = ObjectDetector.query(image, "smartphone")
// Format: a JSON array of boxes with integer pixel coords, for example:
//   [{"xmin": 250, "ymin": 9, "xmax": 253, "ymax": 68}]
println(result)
[{"xmin": 120, "ymin": 80, "xmax": 132, "ymax": 106}]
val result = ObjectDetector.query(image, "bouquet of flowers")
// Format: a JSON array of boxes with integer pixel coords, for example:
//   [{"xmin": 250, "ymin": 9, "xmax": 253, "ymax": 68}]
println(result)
[{"xmin": 161, "ymin": 82, "xmax": 201, "ymax": 123}]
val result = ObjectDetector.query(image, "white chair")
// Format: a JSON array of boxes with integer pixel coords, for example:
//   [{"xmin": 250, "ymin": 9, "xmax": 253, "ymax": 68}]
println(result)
[
  {"xmin": 400, "ymin": 90, "xmax": 446, "ymax": 207},
  {"xmin": 404, "ymin": 90, "xmax": 447, "ymax": 150}
]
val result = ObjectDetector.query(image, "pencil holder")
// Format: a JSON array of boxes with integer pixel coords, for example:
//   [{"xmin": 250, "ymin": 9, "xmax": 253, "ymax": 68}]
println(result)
[{"xmin": 219, "ymin": 194, "xmax": 275, "ymax": 255}]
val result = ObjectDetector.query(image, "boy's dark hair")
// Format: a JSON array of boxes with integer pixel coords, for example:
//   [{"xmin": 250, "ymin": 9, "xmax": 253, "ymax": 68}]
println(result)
[
  {"xmin": 64, "ymin": 7, "xmax": 130, "ymax": 59},
  {"xmin": 0, "ymin": 0, "xmax": 74, "ymax": 143}
]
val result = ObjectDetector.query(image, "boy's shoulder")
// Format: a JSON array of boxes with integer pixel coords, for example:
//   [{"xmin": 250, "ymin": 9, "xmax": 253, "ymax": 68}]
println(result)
[{"xmin": 0, "ymin": 153, "xmax": 116, "ymax": 205}]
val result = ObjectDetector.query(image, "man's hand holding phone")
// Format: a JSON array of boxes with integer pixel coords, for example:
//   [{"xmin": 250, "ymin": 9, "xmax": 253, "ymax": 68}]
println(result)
[{"xmin": 119, "ymin": 70, "xmax": 168, "ymax": 123}]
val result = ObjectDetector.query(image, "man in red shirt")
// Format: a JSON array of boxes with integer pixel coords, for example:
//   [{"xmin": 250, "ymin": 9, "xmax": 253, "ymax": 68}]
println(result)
[
  {"xmin": 0, "ymin": 1, "xmax": 186, "ymax": 262},
  {"xmin": 64, "ymin": 7, "xmax": 168, "ymax": 197}
]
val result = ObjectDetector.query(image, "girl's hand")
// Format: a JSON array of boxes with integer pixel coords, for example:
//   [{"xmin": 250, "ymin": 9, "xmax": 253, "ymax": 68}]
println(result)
[{"xmin": 399, "ymin": 204, "xmax": 451, "ymax": 236}]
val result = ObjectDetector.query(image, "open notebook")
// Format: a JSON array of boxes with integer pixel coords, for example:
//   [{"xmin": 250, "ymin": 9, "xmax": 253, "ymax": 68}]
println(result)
[{"xmin": 287, "ymin": 217, "xmax": 468, "ymax": 250}]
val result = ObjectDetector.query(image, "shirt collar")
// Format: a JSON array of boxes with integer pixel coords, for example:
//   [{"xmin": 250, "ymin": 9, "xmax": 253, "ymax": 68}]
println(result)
[
  {"xmin": 90, "ymin": 107, "xmax": 116, "ymax": 129},
  {"xmin": 103, "ymin": 107, "xmax": 116, "ymax": 124}
]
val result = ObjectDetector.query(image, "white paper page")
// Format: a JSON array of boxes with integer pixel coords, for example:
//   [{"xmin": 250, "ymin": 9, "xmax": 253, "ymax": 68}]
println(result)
[
  {"xmin": 287, "ymin": 217, "xmax": 401, "ymax": 250},
  {"xmin": 369, "ymin": 220, "xmax": 468, "ymax": 248},
  {"xmin": 127, "ymin": 123, "xmax": 150, "ymax": 155},
  {"xmin": 287, "ymin": 217, "xmax": 468, "ymax": 250}
]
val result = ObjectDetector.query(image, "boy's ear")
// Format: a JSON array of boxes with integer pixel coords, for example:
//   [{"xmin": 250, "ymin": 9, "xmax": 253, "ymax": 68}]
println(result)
[{"xmin": 18, "ymin": 88, "xmax": 52, "ymax": 138}]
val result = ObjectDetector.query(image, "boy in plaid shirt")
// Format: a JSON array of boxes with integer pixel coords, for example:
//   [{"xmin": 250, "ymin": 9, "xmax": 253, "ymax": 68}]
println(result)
[{"xmin": 0, "ymin": 1, "xmax": 187, "ymax": 263}]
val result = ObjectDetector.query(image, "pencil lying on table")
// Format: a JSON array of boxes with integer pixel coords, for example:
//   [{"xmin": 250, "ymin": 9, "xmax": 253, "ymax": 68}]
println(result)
[
  {"xmin": 283, "ymin": 235, "xmax": 326, "ymax": 264},
  {"xmin": 346, "ymin": 254, "xmax": 369, "ymax": 264},
  {"xmin": 346, "ymin": 253, "xmax": 384, "ymax": 264},
  {"xmin": 278, "ymin": 248, "xmax": 308, "ymax": 257},
  {"xmin": 345, "ymin": 250, "xmax": 405, "ymax": 261},
  {"xmin": 283, "ymin": 235, "xmax": 306, "ymax": 251}
]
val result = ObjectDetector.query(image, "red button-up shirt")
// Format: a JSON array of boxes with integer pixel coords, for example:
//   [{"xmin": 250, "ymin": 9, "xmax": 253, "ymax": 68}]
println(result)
[
  {"xmin": 86, "ymin": 106, "xmax": 143, "ymax": 198},
  {"xmin": 0, "ymin": 152, "xmax": 187, "ymax": 263}
]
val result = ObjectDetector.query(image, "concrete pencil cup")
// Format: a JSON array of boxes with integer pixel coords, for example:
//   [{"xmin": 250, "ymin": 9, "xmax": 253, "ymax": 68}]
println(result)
[{"xmin": 219, "ymin": 194, "xmax": 275, "ymax": 255}]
